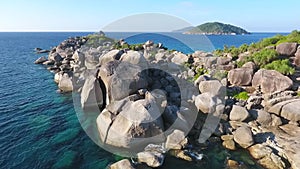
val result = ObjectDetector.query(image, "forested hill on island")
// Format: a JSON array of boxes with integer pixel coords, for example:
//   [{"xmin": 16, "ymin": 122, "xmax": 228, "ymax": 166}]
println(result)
[{"xmin": 178, "ymin": 22, "xmax": 250, "ymax": 35}]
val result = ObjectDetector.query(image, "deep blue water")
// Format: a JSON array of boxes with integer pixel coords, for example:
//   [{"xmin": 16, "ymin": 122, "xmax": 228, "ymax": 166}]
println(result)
[{"xmin": 0, "ymin": 32, "xmax": 282, "ymax": 169}]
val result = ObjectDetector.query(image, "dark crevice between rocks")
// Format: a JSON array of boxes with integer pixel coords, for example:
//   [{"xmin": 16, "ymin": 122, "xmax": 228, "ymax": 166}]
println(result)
[{"xmin": 97, "ymin": 77, "xmax": 107, "ymax": 111}]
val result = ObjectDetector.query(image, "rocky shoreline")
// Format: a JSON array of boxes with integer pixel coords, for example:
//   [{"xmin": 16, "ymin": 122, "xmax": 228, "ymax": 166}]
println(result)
[{"xmin": 35, "ymin": 32, "xmax": 300, "ymax": 169}]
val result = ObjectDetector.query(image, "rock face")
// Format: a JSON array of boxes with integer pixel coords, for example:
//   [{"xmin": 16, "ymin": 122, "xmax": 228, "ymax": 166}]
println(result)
[
  {"xmin": 34, "ymin": 56, "xmax": 47, "ymax": 64},
  {"xmin": 96, "ymin": 92, "xmax": 165, "ymax": 150},
  {"xmin": 228, "ymin": 68, "xmax": 253, "ymax": 86},
  {"xmin": 58, "ymin": 73, "xmax": 73, "ymax": 92},
  {"xmin": 165, "ymin": 130, "xmax": 187, "ymax": 150},
  {"xmin": 171, "ymin": 52, "xmax": 188, "ymax": 65},
  {"xmin": 252, "ymin": 69, "xmax": 293, "ymax": 94},
  {"xmin": 276, "ymin": 42, "xmax": 298, "ymax": 56},
  {"xmin": 248, "ymin": 144, "xmax": 285, "ymax": 169},
  {"xmin": 233, "ymin": 126, "xmax": 254, "ymax": 148},
  {"xmin": 80, "ymin": 75, "xmax": 103, "ymax": 112},
  {"xmin": 295, "ymin": 48, "xmax": 300, "ymax": 66},
  {"xmin": 109, "ymin": 159, "xmax": 135, "ymax": 169},
  {"xmin": 268, "ymin": 99, "xmax": 300, "ymax": 122},
  {"xmin": 98, "ymin": 61, "xmax": 148, "ymax": 103},
  {"xmin": 249, "ymin": 109, "xmax": 272, "ymax": 126},
  {"xmin": 137, "ymin": 151, "xmax": 165, "ymax": 168},
  {"xmin": 229, "ymin": 105, "xmax": 250, "ymax": 122},
  {"xmin": 198, "ymin": 80, "xmax": 224, "ymax": 96}
]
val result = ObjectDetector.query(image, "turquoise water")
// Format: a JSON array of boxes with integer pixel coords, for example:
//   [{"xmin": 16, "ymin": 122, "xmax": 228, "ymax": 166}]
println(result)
[{"xmin": 0, "ymin": 32, "xmax": 278, "ymax": 168}]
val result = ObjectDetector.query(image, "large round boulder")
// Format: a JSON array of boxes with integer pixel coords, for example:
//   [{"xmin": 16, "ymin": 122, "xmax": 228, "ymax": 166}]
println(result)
[
  {"xmin": 96, "ymin": 92, "xmax": 165, "ymax": 150},
  {"xmin": 171, "ymin": 52, "xmax": 189, "ymax": 65},
  {"xmin": 229, "ymin": 105, "xmax": 250, "ymax": 122},
  {"xmin": 98, "ymin": 61, "xmax": 148, "ymax": 103},
  {"xmin": 228, "ymin": 68, "xmax": 254, "ymax": 86},
  {"xmin": 233, "ymin": 126, "xmax": 254, "ymax": 148},
  {"xmin": 252, "ymin": 69, "xmax": 293, "ymax": 94},
  {"xmin": 276, "ymin": 42, "xmax": 298, "ymax": 56}
]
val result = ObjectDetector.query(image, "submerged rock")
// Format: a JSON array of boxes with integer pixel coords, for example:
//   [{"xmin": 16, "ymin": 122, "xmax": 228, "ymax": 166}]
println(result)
[{"xmin": 34, "ymin": 56, "xmax": 47, "ymax": 64}]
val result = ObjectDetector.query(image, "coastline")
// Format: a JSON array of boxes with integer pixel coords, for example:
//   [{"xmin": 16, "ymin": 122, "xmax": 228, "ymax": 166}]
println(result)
[{"xmin": 33, "ymin": 31, "xmax": 300, "ymax": 169}]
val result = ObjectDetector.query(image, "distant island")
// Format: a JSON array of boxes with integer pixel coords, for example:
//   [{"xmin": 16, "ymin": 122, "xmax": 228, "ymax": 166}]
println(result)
[{"xmin": 174, "ymin": 22, "xmax": 250, "ymax": 35}]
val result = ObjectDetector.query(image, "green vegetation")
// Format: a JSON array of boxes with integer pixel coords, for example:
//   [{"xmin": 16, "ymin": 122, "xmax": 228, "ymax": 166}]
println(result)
[
  {"xmin": 187, "ymin": 22, "xmax": 250, "ymax": 35},
  {"xmin": 193, "ymin": 67, "xmax": 209, "ymax": 81},
  {"xmin": 263, "ymin": 59, "xmax": 295, "ymax": 75},
  {"xmin": 227, "ymin": 91, "xmax": 250, "ymax": 101},
  {"xmin": 114, "ymin": 43, "xmax": 144, "ymax": 51},
  {"xmin": 250, "ymin": 48, "xmax": 278, "ymax": 67},
  {"xmin": 236, "ymin": 48, "xmax": 278, "ymax": 68},
  {"xmin": 214, "ymin": 30, "xmax": 299, "ymax": 75},
  {"xmin": 86, "ymin": 34, "xmax": 115, "ymax": 48}
]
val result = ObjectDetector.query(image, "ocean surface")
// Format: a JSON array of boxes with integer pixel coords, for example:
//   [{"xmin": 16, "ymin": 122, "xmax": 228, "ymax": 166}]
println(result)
[{"xmin": 0, "ymin": 32, "xmax": 285, "ymax": 169}]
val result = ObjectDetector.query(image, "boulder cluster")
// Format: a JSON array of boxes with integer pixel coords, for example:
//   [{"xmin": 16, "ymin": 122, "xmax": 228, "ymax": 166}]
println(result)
[{"xmin": 35, "ymin": 34, "xmax": 300, "ymax": 169}]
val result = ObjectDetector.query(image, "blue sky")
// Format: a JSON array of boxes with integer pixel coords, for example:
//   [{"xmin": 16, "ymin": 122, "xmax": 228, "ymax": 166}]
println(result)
[{"xmin": 0, "ymin": 0, "xmax": 299, "ymax": 32}]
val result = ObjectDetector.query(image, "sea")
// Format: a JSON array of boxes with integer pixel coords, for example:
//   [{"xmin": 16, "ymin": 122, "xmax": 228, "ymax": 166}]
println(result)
[{"xmin": 0, "ymin": 32, "xmax": 287, "ymax": 169}]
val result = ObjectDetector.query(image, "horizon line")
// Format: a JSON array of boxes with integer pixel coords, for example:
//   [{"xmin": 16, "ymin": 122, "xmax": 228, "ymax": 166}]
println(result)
[{"xmin": 0, "ymin": 30, "xmax": 291, "ymax": 33}]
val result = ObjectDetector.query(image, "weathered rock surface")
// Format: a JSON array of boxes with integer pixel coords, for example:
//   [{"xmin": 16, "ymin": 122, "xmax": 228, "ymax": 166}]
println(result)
[
  {"xmin": 109, "ymin": 159, "xmax": 135, "ymax": 169},
  {"xmin": 96, "ymin": 92, "xmax": 165, "ymax": 150},
  {"xmin": 295, "ymin": 48, "xmax": 300, "ymax": 66},
  {"xmin": 171, "ymin": 52, "xmax": 188, "ymax": 65},
  {"xmin": 249, "ymin": 109, "xmax": 272, "ymax": 126},
  {"xmin": 137, "ymin": 151, "xmax": 165, "ymax": 168},
  {"xmin": 165, "ymin": 130, "xmax": 187, "ymax": 150},
  {"xmin": 268, "ymin": 99, "xmax": 300, "ymax": 122},
  {"xmin": 233, "ymin": 126, "xmax": 254, "ymax": 148},
  {"xmin": 276, "ymin": 42, "xmax": 298, "ymax": 56},
  {"xmin": 252, "ymin": 69, "xmax": 293, "ymax": 94},
  {"xmin": 80, "ymin": 75, "xmax": 103, "ymax": 111},
  {"xmin": 249, "ymin": 144, "xmax": 285, "ymax": 169},
  {"xmin": 99, "ymin": 49, "xmax": 122, "ymax": 66},
  {"xmin": 228, "ymin": 68, "xmax": 253, "ymax": 86},
  {"xmin": 98, "ymin": 61, "xmax": 148, "ymax": 103},
  {"xmin": 34, "ymin": 56, "xmax": 47, "ymax": 64},
  {"xmin": 229, "ymin": 105, "xmax": 250, "ymax": 122},
  {"xmin": 198, "ymin": 80, "xmax": 224, "ymax": 96},
  {"xmin": 58, "ymin": 73, "xmax": 73, "ymax": 92}
]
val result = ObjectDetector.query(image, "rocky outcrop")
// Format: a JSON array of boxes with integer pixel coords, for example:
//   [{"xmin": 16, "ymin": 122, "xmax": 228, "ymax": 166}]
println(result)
[
  {"xmin": 96, "ymin": 92, "xmax": 165, "ymax": 149},
  {"xmin": 268, "ymin": 99, "xmax": 300, "ymax": 122},
  {"xmin": 248, "ymin": 144, "xmax": 286, "ymax": 169},
  {"xmin": 276, "ymin": 42, "xmax": 298, "ymax": 56},
  {"xmin": 252, "ymin": 69, "xmax": 293, "ymax": 94},
  {"xmin": 98, "ymin": 61, "xmax": 148, "ymax": 103}
]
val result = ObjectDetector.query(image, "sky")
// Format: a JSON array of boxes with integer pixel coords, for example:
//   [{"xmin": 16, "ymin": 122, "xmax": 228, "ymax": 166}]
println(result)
[{"xmin": 0, "ymin": 0, "xmax": 299, "ymax": 32}]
